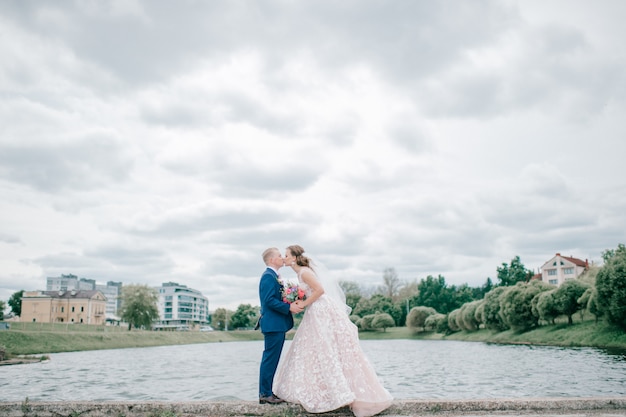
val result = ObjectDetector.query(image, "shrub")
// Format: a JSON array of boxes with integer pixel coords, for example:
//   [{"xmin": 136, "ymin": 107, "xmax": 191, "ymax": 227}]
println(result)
[
  {"xmin": 359, "ymin": 314, "xmax": 376, "ymax": 331},
  {"xmin": 577, "ymin": 287, "xmax": 595, "ymax": 322},
  {"xmin": 406, "ymin": 306, "xmax": 437, "ymax": 332},
  {"xmin": 371, "ymin": 313, "xmax": 395, "ymax": 332},
  {"xmin": 500, "ymin": 281, "xmax": 553, "ymax": 331},
  {"xmin": 424, "ymin": 313, "xmax": 446, "ymax": 332},
  {"xmin": 532, "ymin": 289, "xmax": 559, "ymax": 325},
  {"xmin": 596, "ymin": 244, "xmax": 626, "ymax": 330},
  {"xmin": 459, "ymin": 300, "xmax": 482, "ymax": 331},
  {"xmin": 554, "ymin": 279, "xmax": 590, "ymax": 324},
  {"xmin": 474, "ymin": 302, "xmax": 485, "ymax": 325},
  {"xmin": 482, "ymin": 287, "xmax": 509, "ymax": 331},
  {"xmin": 447, "ymin": 309, "xmax": 461, "ymax": 332}
]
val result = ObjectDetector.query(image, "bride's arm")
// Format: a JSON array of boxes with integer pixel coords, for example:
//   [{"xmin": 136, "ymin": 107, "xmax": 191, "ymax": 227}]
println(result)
[{"xmin": 299, "ymin": 268, "xmax": 324, "ymax": 307}]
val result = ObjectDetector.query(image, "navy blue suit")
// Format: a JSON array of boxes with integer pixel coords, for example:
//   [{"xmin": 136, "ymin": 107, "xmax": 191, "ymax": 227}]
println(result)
[{"xmin": 258, "ymin": 267, "xmax": 293, "ymax": 398}]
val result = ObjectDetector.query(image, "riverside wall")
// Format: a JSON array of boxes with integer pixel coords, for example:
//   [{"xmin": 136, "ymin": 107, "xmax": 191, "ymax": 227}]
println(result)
[{"xmin": 2, "ymin": 397, "xmax": 626, "ymax": 417}]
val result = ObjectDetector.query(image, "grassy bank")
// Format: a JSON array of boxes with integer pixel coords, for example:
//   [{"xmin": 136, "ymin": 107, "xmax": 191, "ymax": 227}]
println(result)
[
  {"xmin": 441, "ymin": 320, "xmax": 626, "ymax": 349},
  {"xmin": 0, "ymin": 323, "xmax": 263, "ymax": 355},
  {"xmin": 1, "ymin": 320, "xmax": 625, "ymax": 356}
]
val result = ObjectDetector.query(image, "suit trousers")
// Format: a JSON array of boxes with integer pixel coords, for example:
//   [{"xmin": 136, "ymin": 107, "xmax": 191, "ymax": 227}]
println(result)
[{"xmin": 259, "ymin": 331, "xmax": 286, "ymax": 397}]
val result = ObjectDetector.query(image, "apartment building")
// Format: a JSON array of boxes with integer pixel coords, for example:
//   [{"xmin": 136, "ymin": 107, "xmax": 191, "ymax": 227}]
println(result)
[{"xmin": 154, "ymin": 282, "xmax": 210, "ymax": 330}]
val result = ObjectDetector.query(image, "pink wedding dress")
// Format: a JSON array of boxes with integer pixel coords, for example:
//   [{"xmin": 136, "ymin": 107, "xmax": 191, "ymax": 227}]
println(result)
[{"xmin": 274, "ymin": 267, "xmax": 393, "ymax": 417}]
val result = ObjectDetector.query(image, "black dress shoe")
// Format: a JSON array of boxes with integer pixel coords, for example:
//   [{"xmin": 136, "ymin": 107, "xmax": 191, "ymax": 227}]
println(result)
[{"xmin": 259, "ymin": 394, "xmax": 285, "ymax": 404}]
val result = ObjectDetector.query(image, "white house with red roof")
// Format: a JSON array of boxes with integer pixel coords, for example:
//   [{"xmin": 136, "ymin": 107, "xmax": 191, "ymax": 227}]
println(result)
[{"xmin": 539, "ymin": 253, "xmax": 589, "ymax": 286}]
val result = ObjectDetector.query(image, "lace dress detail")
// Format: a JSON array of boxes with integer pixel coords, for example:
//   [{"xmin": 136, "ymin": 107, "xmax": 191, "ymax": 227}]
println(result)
[{"xmin": 274, "ymin": 268, "xmax": 393, "ymax": 417}]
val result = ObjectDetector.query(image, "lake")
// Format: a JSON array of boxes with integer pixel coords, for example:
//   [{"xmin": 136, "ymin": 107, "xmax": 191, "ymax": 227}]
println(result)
[{"xmin": 1, "ymin": 340, "xmax": 625, "ymax": 401}]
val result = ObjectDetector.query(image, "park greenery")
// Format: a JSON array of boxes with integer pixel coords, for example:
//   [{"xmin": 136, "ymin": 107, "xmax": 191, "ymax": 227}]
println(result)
[
  {"xmin": 2, "ymin": 243, "xmax": 625, "ymax": 357},
  {"xmin": 119, "ymin": 284, "xmax": 160, "ymax": 330}
]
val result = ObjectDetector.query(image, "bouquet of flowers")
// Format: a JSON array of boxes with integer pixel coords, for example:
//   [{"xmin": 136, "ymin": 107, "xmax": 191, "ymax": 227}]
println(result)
[{"xmin": 281, "ymin": 281, "xmax": 307, "ymax": 304}]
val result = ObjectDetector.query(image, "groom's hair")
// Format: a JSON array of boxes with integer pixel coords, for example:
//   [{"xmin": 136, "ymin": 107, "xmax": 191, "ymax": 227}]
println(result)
[{"xmin": 262, "ymin": 247, "xmax": 279, "ymax": 265}]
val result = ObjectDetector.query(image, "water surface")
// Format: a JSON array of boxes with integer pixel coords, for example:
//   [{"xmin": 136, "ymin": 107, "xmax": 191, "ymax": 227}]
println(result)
[{"xmin": 2, "ymin": 340, "xmax": 625, "ymax": 401}]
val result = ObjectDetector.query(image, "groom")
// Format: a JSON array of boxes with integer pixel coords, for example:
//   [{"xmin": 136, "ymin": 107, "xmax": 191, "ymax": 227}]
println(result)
[{"xmin": 258, "ymin": 247, "xmax": 303, "ymax": 404}]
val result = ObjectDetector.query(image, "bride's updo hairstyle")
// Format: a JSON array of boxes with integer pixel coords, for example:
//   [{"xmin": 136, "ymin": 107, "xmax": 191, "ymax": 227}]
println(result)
[{"xmin": 287, "ymin": 244, "xmax": 311, "ymax": 268}]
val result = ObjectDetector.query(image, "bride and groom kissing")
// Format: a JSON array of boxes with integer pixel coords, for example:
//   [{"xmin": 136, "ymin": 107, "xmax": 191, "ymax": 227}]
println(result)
[{"xmin": 258, "ymin": 245, "xmax": 393, "ymax": 417}]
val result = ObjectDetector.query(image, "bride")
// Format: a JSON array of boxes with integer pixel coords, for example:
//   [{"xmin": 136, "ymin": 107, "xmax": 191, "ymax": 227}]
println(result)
[{"xmin": 273, "ymin": 245, "xmax": 393, "ymax": 417}]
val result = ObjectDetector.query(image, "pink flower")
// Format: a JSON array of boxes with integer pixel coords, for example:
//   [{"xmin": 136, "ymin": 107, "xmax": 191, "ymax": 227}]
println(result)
[{"xmin": 281, "ymin": 282, "xmax": 307, "ymax": 304}]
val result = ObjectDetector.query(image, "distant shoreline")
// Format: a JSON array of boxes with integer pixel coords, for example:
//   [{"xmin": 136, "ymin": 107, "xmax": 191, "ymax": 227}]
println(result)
[{"xmin": 1, "ymin": 320, "xmax": 625, "ymax": 358}]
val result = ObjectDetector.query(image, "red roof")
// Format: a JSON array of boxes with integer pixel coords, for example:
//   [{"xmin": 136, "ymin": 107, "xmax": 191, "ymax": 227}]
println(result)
[{"xmin": 561, "ymin": 255, "xmax": 588, "ymax": 268}]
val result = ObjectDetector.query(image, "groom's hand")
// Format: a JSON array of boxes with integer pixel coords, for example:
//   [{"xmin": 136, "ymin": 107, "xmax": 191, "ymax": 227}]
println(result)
[{"xmin": 289, "ymin": 303, "xmax": 304, "ymax": 314}]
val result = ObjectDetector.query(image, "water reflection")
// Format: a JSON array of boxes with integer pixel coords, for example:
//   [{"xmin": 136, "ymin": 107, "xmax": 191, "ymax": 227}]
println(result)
[{"xmin": 1, "ymin": 340, "xmax": 625, "ymax": 402}]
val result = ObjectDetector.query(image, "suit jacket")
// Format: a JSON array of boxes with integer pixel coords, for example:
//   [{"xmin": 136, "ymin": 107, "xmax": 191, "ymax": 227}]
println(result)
[{"xmin": 258, "ymin": 267, "xmax": 293, "ymax": 333}]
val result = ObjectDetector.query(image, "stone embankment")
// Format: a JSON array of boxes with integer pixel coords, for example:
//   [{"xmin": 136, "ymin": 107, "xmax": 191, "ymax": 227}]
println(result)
[{"xmin": 2, "ymin": 397, "xmax": 626, "ymax": 417}]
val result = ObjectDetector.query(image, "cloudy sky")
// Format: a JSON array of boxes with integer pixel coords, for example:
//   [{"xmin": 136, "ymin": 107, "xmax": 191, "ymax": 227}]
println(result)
[{"xmin": 1, "ymin": 0, "xmax": 624, "ymax": 312}]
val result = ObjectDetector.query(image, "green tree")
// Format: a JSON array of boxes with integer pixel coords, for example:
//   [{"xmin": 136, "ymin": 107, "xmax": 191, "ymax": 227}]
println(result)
[
  {"xmin": 497, "ymin": 256, "xmax": 532, "ymax": 286},
  {"xmin": 447, "ymin": 308, "xmax": 461, "ymax": 332},
  {"xmin": 120, "ymin": 285, "xmax": 160, "ymax": 330},
  {"xmin": 406, "ymin": 306, "xmax": 437, "ymax": 332},
  {"xmin": 584, "ymin": 287, "xmax": 602, "ymax": 323},
  {"xmin": 596, "ymin": 243, "xmax": 626, "ymax": 329},
  {"xmin": 229, "ymin": 304, "xmax": 259, "ymax": 329},
  {"xmin": 424, "ymin": 313, "xmax": 447, "ymax": 333},
  {"xmin": 0, "ymin": 300, "xmax": 5, "ymax": 320},
  {"xmin": 458, "ymin": 300, "xmax": 482, "ymax": 331},
  {"xmin": 358, "ymin": 314, "xmax": 376, "ymax": 331},
  {"xmin": 601, "ymin": 243, "xmax": 626, "ymax": 263},
  {"xmin": 482, "ymin": 287, "xmax": 508, "ymax": 331},
  {"xmin": 8, "ymin": 290, "xmax": 23, "ymax": 317},
  {"xmin": 577, "ymin": 287, "xmax": 593, "ymax": 321},
  {"xmin": 467, "ymin": 277, "xmax": 495, "ymax": 300},
  {"xmin": 371, "ymin": 313, "xmax": 395, "ymax": 332},
  {"xmin": 413, "ymin": 275, "xmax": 458, "ymax": 314},
  {"xmin": 499, "ymin": 281, "xmax": 553, "ymax": 331},
  {"xmin": 554, "ymin": 279, "xmax": 590, "ymax": 324},
  {"xmin": 452, "ymin": 283, "xmax": 476, "ymax": 308},
  {"xmin": 481, "ymin": 277, "xmax": 494, "ymax": 297},
  {"xmin": 532, "ymin": 289, "xmax": 559, "ymax": 325},
  {"xmin": 353, "ymin": 294, "xmax": 402, "ymax": 325},
  {"xmin": 474, "ymin": 301, "xmax": 485, "ymax": 325},
  {"xmin": 212, "ymin": 308, "xmax": 235, "ymax": 331}
]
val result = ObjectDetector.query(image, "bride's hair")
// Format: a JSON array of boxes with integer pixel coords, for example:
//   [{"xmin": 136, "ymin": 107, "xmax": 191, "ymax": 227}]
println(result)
[{"xmin": 287, "ymin": 244, "xmax": 311, "ymax": 268}]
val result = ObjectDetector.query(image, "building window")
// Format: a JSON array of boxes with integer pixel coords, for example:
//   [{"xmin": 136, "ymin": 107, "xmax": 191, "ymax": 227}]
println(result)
[
  {"xmin": 81, "ymin": 306, "xmax": 84, "ymax": 312},
  {"xmin": 549, "ymin": 279, "xmax": 558, "ymax": 285},
  {"xmin": 547, "ymin": 269, "xmax": 557, "ymax": 276},
  {"xmin": 61, "ymin": 307, "xmax": 64, "ymax": 312},
  {"xmin": 71, "ymin": 306, "xmax": 75, "ymax": 312},
  {"xmin": 563, "ymin": 267, "xmax": 574, "ymax": 275}
]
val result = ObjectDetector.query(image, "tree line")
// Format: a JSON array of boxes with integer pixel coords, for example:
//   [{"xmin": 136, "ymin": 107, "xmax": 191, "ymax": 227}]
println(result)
[
  {"xmin": 406, "ymin": 243, "xmax": 626, "ymax": 334},
  {"xmin": 3, "ymin": 244, "xmax": 624, "ymax": 333},
  {"xmin": 215, "ymin": 244, "xmax": 625, "ymax": 333}
]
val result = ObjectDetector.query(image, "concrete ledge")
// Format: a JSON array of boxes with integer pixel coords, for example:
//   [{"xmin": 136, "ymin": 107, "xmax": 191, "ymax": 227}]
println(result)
[{"xmin": 2, "ymin": 397, "xmax": 626, "ymax": 417}]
